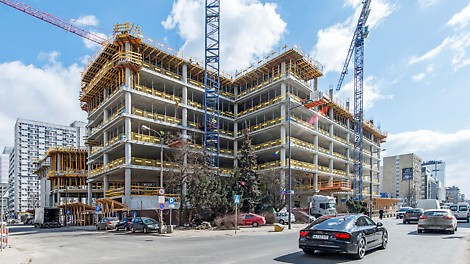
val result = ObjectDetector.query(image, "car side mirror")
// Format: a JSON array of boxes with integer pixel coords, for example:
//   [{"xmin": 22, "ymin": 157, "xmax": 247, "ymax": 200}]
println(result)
[{"xmin": 376, "ymin": 222, "xmax": 383, "ymax": 227}]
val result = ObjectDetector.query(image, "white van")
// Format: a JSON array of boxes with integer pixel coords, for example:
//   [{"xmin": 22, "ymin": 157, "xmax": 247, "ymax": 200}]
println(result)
[{"xmin": 449, "ymin": 203, "xmax": 469, "ymax": 222}]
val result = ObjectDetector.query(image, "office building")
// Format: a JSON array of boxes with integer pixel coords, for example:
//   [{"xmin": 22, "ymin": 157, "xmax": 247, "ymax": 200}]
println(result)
[
  {"xmin": 382, "ymin": 153, "xmax": 422, "ymax": 205},
  {"xmin": 422, "ymin": 160, "xmax": 446, "ymax": 202}
]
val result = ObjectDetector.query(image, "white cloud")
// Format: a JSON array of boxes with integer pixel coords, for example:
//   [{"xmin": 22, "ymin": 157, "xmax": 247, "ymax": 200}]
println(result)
[
  {"xmin": 0, "ymin": 52, "xmax": 87, "ymax": 148},
  {"xmin": 409, "ymin": 33, "xmax": 470, "ymax": 70},
  {"xmin": 335, "ymin": 76, "xmax": 393, "ymax": 111},
  {"xmin": 411, "ymin": 64, "xmax": 434, "ymax": 81},
  {"xmin": 162, "ymin": 0, "xmax": 287, "ymax": 73},
  {"xmin": 383, "ymin": 129, "xmax": 470, "ymax": 196},
  {"xmin": 313, "ymin": 0, "xmax": 397, "ymax": 74},
  {"xmin": 411, "ymin": 72, "xmax": 425, "ymax": 81},
  {"xmin": 71, "ymin": 15, "xmax": 108, "ymax": 50},
  {"xmin": 72, "ymin": 15, "xmax": 99, "ymax": 27},
  {"xmin": 446, "ymin": 3, "xmax": 470, "ymax": 30},
  {"xmin": 418, "ymin": 0, "xmax": 439, "ymax": 8}
]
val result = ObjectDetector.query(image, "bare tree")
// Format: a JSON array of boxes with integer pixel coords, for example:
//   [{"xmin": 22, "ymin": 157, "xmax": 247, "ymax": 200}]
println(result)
[{"xmin": 258, "ymin": 169, "xmax": 285, "ymax": 212}]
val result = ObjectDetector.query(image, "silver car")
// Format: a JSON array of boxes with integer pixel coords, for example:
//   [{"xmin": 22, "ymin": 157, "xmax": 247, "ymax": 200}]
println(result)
[
  {"xmin": 417, "ymin": 209, "xmax": 457, "ymax": 234},
  {"xmin": 275, "ymin": 212, "xmax": 296, "ymax": 225},
  {"xmin": 96, "ymin": 217, "xmax": 120, "ymax": 230}
]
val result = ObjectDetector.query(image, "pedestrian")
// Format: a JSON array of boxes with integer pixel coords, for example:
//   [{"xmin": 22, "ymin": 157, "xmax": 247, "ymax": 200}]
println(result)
[{"xmin": 379, "ymin": 208, "xmax": 384, "ymax": 220}]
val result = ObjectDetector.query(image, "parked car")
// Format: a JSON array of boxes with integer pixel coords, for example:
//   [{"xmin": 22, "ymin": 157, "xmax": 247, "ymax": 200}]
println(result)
[
  {"xmin": 299, "ymin": 215, "xmax": 387, "ymax": 259},
  {"xmin": 239, "ymin": 213, "xmax": 266, "ymax": 227},
  {"xmin": 396, "ymin": 207, "xmax": 412, "ymax": 219},
  {"xmin": 403, "ymin": 208, "xmax": 424, "ymax": 224},
  {"xmin": 449, "ymin": 203, "xmax": 469, "ymax": 222},
  {"xmin": 417, "ymin": 209, "xmax": 458, "ymax": 234},
  {"xmin": 96, "ymin": 217, "xmax": 120, "ymax": 230},
  {"xmin": 275, "ymin": 212, "xmax": 296, "ymax": 225},
  {"xmin": 115, "ymin": 217, "xmax": 133, "ymax": 231},
  {"xmin": 130, "ymin": 217, "xmax": 160, "ymax": 234}
]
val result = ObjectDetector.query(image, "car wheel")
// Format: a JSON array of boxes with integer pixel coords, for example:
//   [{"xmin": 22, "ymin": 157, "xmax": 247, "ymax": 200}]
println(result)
[
  {"xmin": 418, "ymin": 229, "xmax": 423, "ymax": 233},
  {"xmin": 279, "ymin": 219, "xmax": 285, "ymax": 225},
  {"xmin": 96, "ymin": 226, "xmax": 100, "ymax": 231},
  {"xmin": 379, "ymin": 231, "xmax": 388, "ymax": 249},
  {"xmin": 131, "ymin": 227, "xmax": 136, "ymax": 233},
  {"xmin": 455, "ymin": 226, "xmax": 458, "ymax": 232},
  {"xmin": 352, "ymin": 238, "xmax": 366, "ymax": 259},
  {"xmin": 303, "ymin": 249, "xmax": 315, "ymax": 255},
  {"xmin": 252, "ymin": 222, "xmax": 259, "ymax": 227},
  {"xmin": 403, "ymin": 220, "xmax": 406, "ymax": 224},
  {"xmin": 143, "ymin": 227, "xmax": 148, "ymax": 234},
  {"xmin": 450, "ymin": 228, "xmax": 455, "ymax": 234}
]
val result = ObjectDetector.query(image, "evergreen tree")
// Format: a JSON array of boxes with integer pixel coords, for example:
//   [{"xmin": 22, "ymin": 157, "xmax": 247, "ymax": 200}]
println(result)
[{"xmin": 234, "ymin": 127, "xmax": 261, "ymax": 213}]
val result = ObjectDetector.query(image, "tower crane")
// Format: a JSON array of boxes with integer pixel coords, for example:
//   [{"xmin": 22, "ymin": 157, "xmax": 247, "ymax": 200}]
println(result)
[
  {"xmin": 0, "ymin": 0, "xmax": 106, "ymax": 45},
  {"xmin": 203, "ymin": 0, "xmax": 221, "ymax": 170},
  {"xmin": 336, "ymin": 0, "xmax": 372, "ymax": 200}
]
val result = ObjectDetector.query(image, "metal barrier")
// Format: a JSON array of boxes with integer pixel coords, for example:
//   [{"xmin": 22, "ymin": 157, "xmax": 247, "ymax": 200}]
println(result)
[{"xmin": 0, "ymin": 224, "xmax": 8, "ymax": 250}]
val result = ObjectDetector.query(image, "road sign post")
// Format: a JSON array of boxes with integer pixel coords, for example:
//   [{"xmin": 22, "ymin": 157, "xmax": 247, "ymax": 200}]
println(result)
[
  {"xmin": 168, "ymin": 197, "xmax": 175, "ymax": 227},
  {"xmin": 234, "ymin": 195, "xmax": 240, "ymax": 235}
]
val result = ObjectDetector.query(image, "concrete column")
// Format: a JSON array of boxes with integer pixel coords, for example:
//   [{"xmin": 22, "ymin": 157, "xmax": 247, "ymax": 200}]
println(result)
[
  {"xmin": 233, "ymin": 122, "xmax": 238, "ymax": 167},
  {"xmin": 124, "ymin": 168, "xmax": 131, "ymax": 205},
  {"xmin": 182, "ymin": 64, "xmax": 188, "ymax": 129},
  {"xmin": 281, "ymin": 61, "xmax": 286, "ymax": 75},
  {"xmin": 313, "ymin": 173, "xmax": 319, "ymax": 193},
  {"xmin": 57, "ymin": 155, "xmax": 61, "ymax": 171},
  {"xmin": 314, "ymin": 78, "xmax": 318, "ymax": 91},
  {"xmin": 103, "ymin": 175, "xmax": 109, "ymax": 192},
  {"xmin": 87, "ymin": 145, "xmax": 92, "ymax": 206},
  {"xmin": 103, "ymin": 153, "xmax": 109, "ymax": 167},
  {"xmin": 280, "ymin": 126, "xmax": 286, "ymax": 166},
  {"xmin": 87, "ymin": 180, "xmax": 92, "ymax": 206}
]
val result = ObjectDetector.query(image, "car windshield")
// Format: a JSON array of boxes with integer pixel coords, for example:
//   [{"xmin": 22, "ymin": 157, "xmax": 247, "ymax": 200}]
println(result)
[
  {"xmin": 143, "ymin": 218, "xmax": 158, "ymax": 224},
  {"xmin": 399, "ymin": 208, "xmax": 410, "ymax": 212},
  {"xmin": 449, "ymin": 205, "xmax": 458, "ymax": 211},
  {"xmin": 406, "ymin": 209, "xmax": 422, "ymax": 213},
  {"xmin": 308, "ymin": 216, "xmax": 352, "ymax": 230},
  {"xmin": 424, "ymin": 211, "xmax": 448, "ymax": 216},
  {"xmin": 459, "ymin": 206, "xmax": 468, "ymax": 211}
]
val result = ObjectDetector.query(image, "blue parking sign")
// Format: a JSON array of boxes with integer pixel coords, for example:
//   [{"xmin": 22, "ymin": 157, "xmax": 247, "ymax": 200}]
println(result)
[
  {"xmin": 168, "ymin": 197, "xmax": 175, "ymax": 204},
  {"xmin": 234, "ymin": 195, "xmax": 240, "ymax": 205}
]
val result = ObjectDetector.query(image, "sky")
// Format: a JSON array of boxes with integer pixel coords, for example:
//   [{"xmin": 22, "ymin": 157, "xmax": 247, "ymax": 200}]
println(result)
[{"xmin": 0, "ymin": 0, "xmax": 469, "ymax": 196}]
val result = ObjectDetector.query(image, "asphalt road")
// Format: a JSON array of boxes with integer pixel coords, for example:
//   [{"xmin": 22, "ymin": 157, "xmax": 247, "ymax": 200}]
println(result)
[{"xmin": 2, "ymin": 217, "xmax": 470, "ymax": 264}]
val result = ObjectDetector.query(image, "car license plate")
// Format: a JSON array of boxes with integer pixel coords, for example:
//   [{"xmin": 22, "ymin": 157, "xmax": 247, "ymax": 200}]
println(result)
[
  {"xmin": 410, "ymin": 217, "xmax": 417, "ymax": 219},
  {"xmin": 312, "ymin": 234, "xmax": 329, "ymax": 240}
]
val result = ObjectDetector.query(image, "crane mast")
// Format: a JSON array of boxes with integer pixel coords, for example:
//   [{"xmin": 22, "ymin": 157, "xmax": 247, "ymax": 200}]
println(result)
[
  {"xmin": 0, "ymin": 0, "xmax": 106, "ymax": 45},
  {"xmin": 336, "ymin": 0, "xmax": 371, "ymax": 200},
  {"xmin": 203, "ymin": 0, "xmax": 221, "ymax": 170}
]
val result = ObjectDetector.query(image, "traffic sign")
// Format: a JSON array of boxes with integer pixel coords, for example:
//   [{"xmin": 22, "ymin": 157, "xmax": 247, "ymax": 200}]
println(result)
[
  {"xmin": 95, "ymin": 205, "xmax": 101, "ymax": 212},
  {"xmin": 66, "ymin": 210, "xmax": 70, "ymax": 215},
  {"xmin": 158, "ymin": 188, "xmax": 165, "ymax": 195},
  {"xmin": 234, "ymin": 195, "xmax": 240, "ymax": 205},
  {"xmin": 168, "ymin": 197, "xmax": 175, "ymax": 204},
  {"xmin": 157, "ymin": 196, "xmax": 165, "ymax": 203},
  {"xmin": 159, "ymin": 203, "xmax": 165, "ymax": 210}
]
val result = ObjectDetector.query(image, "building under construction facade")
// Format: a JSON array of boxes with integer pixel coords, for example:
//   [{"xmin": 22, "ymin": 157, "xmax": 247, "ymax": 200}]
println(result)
[{"xmin": 80, "ymin": 23, "xmax": 387, "ymax": 210}]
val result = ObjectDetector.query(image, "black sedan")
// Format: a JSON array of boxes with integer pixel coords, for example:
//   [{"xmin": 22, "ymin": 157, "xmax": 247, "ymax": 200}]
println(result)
[
  {"xmin": 130, "ymin": 217, "xmax": 160, "ymax": 234},
  {"xmin": 299, "ymin": 214, "xmax": 387, "ymax": 259},
  {"xmin": 115, "ymin": 217, "xmax": 133, "ymax": 231}
]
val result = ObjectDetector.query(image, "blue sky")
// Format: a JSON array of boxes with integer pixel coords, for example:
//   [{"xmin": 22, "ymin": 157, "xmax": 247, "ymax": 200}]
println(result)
[{"xmin": 1, "ymin": 0, "xmax": 469, "ymax": 196}]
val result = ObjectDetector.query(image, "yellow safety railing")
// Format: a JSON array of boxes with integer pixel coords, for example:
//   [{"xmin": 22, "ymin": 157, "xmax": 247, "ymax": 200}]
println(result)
[
  {"xmin": 131, "ymin": 132, "xmax": 161, "ymax": 144},
  {"xmin": 238, "ymin": 72, "xmax": 282, "ymax": 98},
  {"xmin": 253, "ymin": 139, "xmax": 283, "ymax": 151},
  {"xmin": 113, "ymin": 51, "xmax": 143, "ymax": 67},
  {"xmin": 134, "ymin": 84, "xmax": 182, "ymax": 104},
  {"xmin": 238, "ymin": 117, "xmax": 283, "ymax": 136},
  {"xmin": 318, "ymin": 180, "xmax": 350, "ymax": 190},
  {"xmin": 132, "ymin": 107, "xmax": 181, "ymax": 125},
  {"xmin": 238, "ymin": 95, "xmax": 284, "ymax": 117},
  {"xmin": 91, "ymin": 106, "xmax": 125, "ymax": 134},
  {"xmin": 291, "ymin": 138, "xmax": 315, "ymax": 150}
]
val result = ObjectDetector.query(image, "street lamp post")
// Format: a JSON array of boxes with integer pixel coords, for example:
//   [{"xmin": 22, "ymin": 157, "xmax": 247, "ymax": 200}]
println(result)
[
  {"xmin": 141, "ymin": 125, "xmax": 164, "ymax": 233},
  {"xmin": 369, "ymin": 148, "xmax": 385, "ymax": 217}
]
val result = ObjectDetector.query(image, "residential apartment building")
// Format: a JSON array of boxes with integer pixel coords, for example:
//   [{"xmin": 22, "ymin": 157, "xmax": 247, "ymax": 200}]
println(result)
[
  {"xmin": 382, "ymin": 153, "xmax": 422, "ymax": 205},
  {"xmin": 422, "ymin": 160, "xmax": 446, "ymax": 201},
  {"xmin": 421, "ymin": 167, "xmax": 440, "ymax": 200},
  {"xmin": 1, "ymin": 147, "xmax": 13, "ymax": 218},
  {"xmin": 8, "ymin": 119, "xmax": 86, "ymax": 214},
  {"xmin": 79, "ymin": 24, "xmax": 386, "ymax": 211},
  {"xmin": 446, "ymin": 186, "xmax": 461, "ymax": 203}
]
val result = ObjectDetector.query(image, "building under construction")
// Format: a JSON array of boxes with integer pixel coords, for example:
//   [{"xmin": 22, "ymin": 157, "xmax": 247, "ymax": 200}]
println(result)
[
  {"xmin": 34, "ymin": 146, "xmax": 103, "ymax": 225},
  {"xmin": 80, "ymin": 23, "xmax": 387, "ymax": 210}
]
